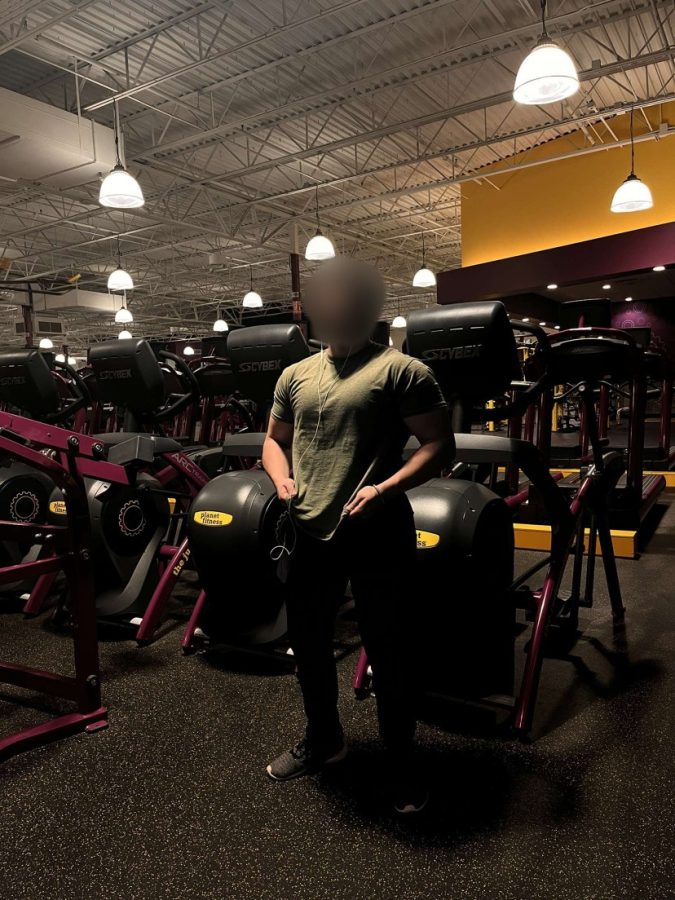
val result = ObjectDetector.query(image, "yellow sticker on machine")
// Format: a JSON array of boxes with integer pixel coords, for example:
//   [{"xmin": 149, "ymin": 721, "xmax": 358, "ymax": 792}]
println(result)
[
  {"xmin": 416, "ymin": 529, "xmax": 440, "ymax": 549},
  {"xmin": 193, "ymin": 510, "xmax": 233, "ymax": 527},
  {"xmin": 49, "ymin": 500, "xmax": 67, "ymax": 516}
]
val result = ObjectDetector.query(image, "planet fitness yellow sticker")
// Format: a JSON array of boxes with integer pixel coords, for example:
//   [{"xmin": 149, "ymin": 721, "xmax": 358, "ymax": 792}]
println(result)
[
  {"xmin": 49, "ymin": 500, "xmax": 67, "ymax": 516},
  {"xmin": 416, "ymin": 529, "xmax": 440, "ymax": 549},
  {"xmin": 193, "ymin": 510, "xmax": 233, "ymax": 527}
]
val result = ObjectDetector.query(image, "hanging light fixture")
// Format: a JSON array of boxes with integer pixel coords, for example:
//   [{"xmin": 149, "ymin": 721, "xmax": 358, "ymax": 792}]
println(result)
[
  {"xmin": 39, "ymin": 338, "xmax": 54, "ymax": 350},
  {"xmin": 67, "ymin": 356, "xmax": 77, "ymax": 367},
  {"xmin": 213, "ymin": 307, "xmax": 229, "ymax": 332},
  {"xmin": 513, "ymin": 0, "xmax": 579, "ymax": 105},
  {"xmin": 305, "ymin": 187, "xmax": 335, "ymax": 261},
  {"xmin": 118, "ymin": 330, "xmax": 132, "ymax": 340},
  {"xmin": 99, "ymin": 102, "xmax": 144, "ymax": 209},
  {"xmin": 108, "ymin": 237, "xmax": 134, "ymax": 292},
  {"xmin": 183, "ymin": 345, "xmax": 195, "ymax": 356},
  {"xmin": 392, "ymin": 314, "xmax": 407, "ymax": 328},
  {"xmin": 412, "ymin": 234, "xmax": 436, "ymax": 288},
  {"xmin": 242, "ymin": 267, "xmax": 263, "ymax": 308},
  {"xmin": 55, "ymin": 353, "xmax": 66, "ymax": 363},
  {"xmin": 611, "ymin": 107, "xmax": 653, "ymax": 213}
]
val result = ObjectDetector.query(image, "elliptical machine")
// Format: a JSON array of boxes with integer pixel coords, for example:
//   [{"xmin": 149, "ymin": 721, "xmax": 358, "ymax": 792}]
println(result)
[{"xmin": 0, "ymin": 349, "xmax": 91, "ymax": 602}]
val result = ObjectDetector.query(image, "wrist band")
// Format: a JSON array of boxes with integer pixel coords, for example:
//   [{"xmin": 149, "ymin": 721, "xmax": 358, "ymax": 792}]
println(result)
[{"xmin": 371, "ymin": 484, "xmax": 383, "ymax": 500}]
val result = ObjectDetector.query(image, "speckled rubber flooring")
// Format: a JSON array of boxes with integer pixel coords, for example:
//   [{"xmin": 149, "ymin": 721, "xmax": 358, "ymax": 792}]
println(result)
[{"xmin": 0, "ymin": 499, "xmax": 673, "ymax": 900}]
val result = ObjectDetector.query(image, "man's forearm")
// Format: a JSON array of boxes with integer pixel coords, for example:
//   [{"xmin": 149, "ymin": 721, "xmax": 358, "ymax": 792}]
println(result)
[
  {"xmin": 376, "ymin": 439, "xmax": 453, "ymax": 498},
  {"xmin": 262, "ymin": 436, "xmax": 292, "ymax": 487}
]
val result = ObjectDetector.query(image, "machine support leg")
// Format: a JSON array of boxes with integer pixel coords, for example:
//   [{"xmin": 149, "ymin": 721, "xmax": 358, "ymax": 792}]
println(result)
[
  {"xmin": 181, "ymin": 589, "xmax": 208, "ymax": 653},
  {"xmin": 596, "ymin": 512, "xmax": 625, "ymax": 620}
]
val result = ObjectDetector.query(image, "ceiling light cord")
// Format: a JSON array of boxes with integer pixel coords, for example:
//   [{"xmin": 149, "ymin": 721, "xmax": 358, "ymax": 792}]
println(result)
[
  {"xmin": 630, "ymin": 106, "xmax": 635, "ymax": 176},
  {"xmin": 113, "ymin": 101, "xmax": 122, "ymax": 167},
  {"xmin": 315, "ymin": 186, "xmax": 321, "ymax": 232},
  {"xmin": 540, "ymin": 0, "xmax": 548, "ymax": 37}
]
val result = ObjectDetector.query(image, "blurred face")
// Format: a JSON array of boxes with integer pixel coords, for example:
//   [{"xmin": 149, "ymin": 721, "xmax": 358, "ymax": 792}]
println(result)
[{"xmin": 305, "ymin": 258, "xmax": 384, "ymax": 346}]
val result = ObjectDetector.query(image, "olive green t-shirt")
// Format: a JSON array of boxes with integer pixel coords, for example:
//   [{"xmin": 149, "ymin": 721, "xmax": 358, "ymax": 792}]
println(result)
[{"xmin": 270, "ymin": 342, "xmax": 447, "ymax": 540}]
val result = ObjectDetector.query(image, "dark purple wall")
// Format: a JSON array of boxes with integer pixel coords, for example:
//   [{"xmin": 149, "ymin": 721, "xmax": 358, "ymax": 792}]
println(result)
[{"xmin": 612, "ymin": 299, "xmax": 675, "ymax": 366}]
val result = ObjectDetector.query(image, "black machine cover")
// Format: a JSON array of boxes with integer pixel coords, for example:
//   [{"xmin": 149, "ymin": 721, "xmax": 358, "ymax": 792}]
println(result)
[
  {"xmin": 406, "ymin": 301, "xmax": 521, "ymax": 404},
  {"xmin": 0, "ymin": 349, "xmax": 60, "ymax": 415},
  {"xmin": 227, "ymin": 324, "xmax": 309, "ymax": 406},
  {"xmin": 89, "ymin": 338, "xmax": 165, "ymax": 412},
  {"xmin": 188, "ymin": 469, "xmax": 287, "ymax": 643}
]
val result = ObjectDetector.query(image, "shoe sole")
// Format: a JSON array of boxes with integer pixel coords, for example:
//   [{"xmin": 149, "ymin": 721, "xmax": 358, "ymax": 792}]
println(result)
[
  {"xmin": 394, "ymin": 794, "xmax": 429, "ymax": 815},
  {"xmin": 266, "ymin": 745, "xmax": 348, "ymax": 782}
]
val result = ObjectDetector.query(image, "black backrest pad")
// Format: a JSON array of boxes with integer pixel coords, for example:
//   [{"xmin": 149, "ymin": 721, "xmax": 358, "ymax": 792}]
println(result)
[
  {"xmin": 227, "ymin": 324, "xmax": 310, "ymax": 405},
  {"xmin": 89, "ymin": 338, "xmax": 165, "ymax": 412},
  {"xmin": 406, "ymin": 301, "xmax": 521, "ymax": 403},
  {"xmin": 0, "ymin": 349, "xmax": 60, "ymax": 414}
]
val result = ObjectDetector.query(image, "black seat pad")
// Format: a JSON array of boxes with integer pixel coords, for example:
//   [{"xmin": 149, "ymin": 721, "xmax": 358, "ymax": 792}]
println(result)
[{"xmin": 93, "ymin": 432, "xmax": 183, "ymax": 455}]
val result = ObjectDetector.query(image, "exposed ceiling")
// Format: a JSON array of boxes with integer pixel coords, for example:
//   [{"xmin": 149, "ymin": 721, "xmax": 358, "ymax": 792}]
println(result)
[{"xmin": 0, "ymin": 0, "xmax": 674, "ymax": 349}]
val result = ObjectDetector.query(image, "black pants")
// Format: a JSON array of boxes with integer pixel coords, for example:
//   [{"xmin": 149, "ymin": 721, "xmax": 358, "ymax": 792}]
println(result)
[{"xmin": 284, "ymin": 496, "xmax": 418, "ymax": 754}]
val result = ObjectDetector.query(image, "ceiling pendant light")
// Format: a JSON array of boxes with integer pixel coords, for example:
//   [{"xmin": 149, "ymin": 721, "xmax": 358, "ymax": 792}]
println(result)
[
  {"xmin": 183, "ymin": 345, "xmax": 195, "ymax": 357},
  {"xmin": 39, "ymin": 338, "xmax": 54, "ymax": 350},
  {"xmin": 392, "ymin": 314, "xmax": 407, "ymax": 329},
  {"xmin": 513, "ymin": 0, "xmax": 579, "ymax": 106},
  {"xmin": 412, "ymin": 234, "xmax": 436, "ymax": 288},
  {"xmin": 213, "ymin": 312, "xmax": 229, "ymax": 333},
  {"xmin": 118, "ymin": 330, "xmax": 132, "ymax": 340},
  {"xmin": 108, "ymin": 236, "xmax": 134, "ymax": 292},
  {"xmin": 305, "ymin": 187, "xmax": 335, "ymax": 261},
  {"xmin": 55, "ymin": 353, "xmax": 66, "ymax": 362},
  {"xmin": 242, "ymin": 266, "xmax": 263, "ymax": 308},
  {"xmin": 99, "ymin": 101, "xmax": 144, "ymax": 209},
  {"xmin": 611, "ymin": 107, "xmax": 653, "ymax": 213}
]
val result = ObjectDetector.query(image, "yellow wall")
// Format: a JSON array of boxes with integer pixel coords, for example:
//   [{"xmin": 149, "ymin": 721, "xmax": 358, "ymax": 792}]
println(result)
[{"xmin": 461, "ymin": 103, "xmax": 675, "ymax": 267}]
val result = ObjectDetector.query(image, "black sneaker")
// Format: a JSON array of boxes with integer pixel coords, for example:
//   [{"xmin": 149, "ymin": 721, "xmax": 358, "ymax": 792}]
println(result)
[{"xmin": 266, "ymin": 738, "xmax": 348, "ymax": 782}]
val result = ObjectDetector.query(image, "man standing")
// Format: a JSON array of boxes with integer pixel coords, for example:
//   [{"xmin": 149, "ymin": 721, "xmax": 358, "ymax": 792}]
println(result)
[{"xmin": 262, "ymin": 258, "xmax": 453, "ymax": 814}]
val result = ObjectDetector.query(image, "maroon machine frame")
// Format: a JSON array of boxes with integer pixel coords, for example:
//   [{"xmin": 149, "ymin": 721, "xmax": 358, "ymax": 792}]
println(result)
[{"xmin": 0, "ymin": 410, "xmax": 133, "ymax": 761}]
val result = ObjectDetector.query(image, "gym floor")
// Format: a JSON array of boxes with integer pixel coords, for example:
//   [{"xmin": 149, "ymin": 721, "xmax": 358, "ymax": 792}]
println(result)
[{"xmin": 0, "ymin": 500, "xmax": 673, "ymax": 900}]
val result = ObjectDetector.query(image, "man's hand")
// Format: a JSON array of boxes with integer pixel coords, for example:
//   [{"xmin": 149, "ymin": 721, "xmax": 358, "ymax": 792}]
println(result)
[
  {"xmin": 344, "ymin": 485, "xmax": 381, "ymax": 518},
  {"xmin": 276, "ymin": 478, "xmax": 297, "ymax": 502}
]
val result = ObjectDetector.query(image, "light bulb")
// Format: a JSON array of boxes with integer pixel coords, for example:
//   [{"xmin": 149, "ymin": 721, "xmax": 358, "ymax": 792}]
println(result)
[
  {"xmin": 108, "ymin": 267, "xmax": 134, "ymax": 291},
  {"xmin": 610, "ymin": 174, "xmax": 653, "ymax": 213},
  {"xmin": 653, "ymin": 265, "xmax": 665, "ymax": 272},
  {"xmin": 625, "ymin": 297, "xmax": 633, "ymax": 302},
  {"xmin": 213, "ymin": 318, "xmax": 229, "ymax": 333},
  {"xmin": 114, "ymin": 306, "xmax": 133, "ymax": 324},
  {"xmin": 39, "ymin": 338, "xmax": 54, "ymax": 350},
  {"xmin": 547, "ymin": 283, "xmax": 558, "ymax": 290},
  {"xmin": 602, "ymin": 284, "xmax": 611, "ymax": 290},
  {"xmin": 55, "ymin": 353, "xmax": 66, "ymax": 363},
  {"xmin": 392, "ymin": 315, "xmax": 407, "ymax": 329},
  {"xmin": 99, "ymin": 164, "xmax": 144, "ymax": 209},
  {"xmin": 242, "ymin": 290, "xmax": 263, "ymax": 308},
  {"xmin": 183, "ymin": 345, "xmax": 195, "ymax": 356},
  {"xmin": 412, "ymin": 267, "xmax": 436, "ymax": 288},
  {"xmin": 513, "ymin": 38, "xmax": 579, "ymax": 105},
  {"xmin": 305, "ymin": 230, "xmax": 335, "ymax": 261},
  {"xmin": 118, "ymin": 330, "xmax": 132, "ymax": 339}
]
